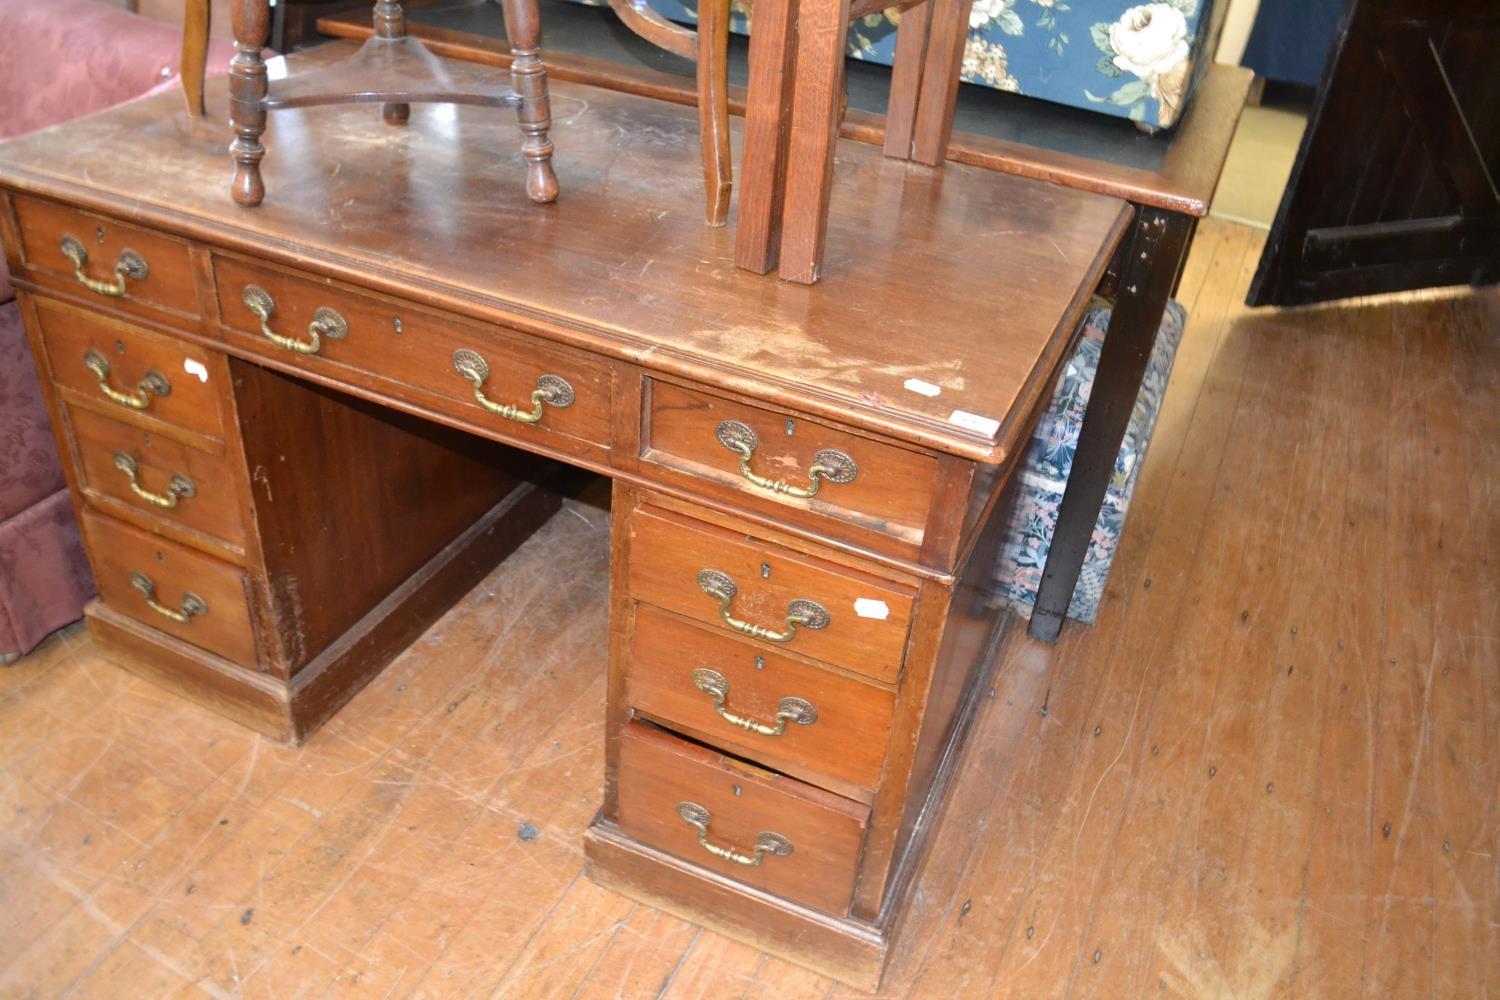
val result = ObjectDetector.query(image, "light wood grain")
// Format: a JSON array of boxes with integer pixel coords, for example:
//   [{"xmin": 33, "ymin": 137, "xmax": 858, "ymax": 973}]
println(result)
[{"xmin": 3, "ymin": 223, "xmax": 1496, "ymax": 996}]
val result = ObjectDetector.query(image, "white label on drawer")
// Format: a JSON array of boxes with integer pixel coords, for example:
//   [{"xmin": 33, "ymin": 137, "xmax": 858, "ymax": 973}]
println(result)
[
  {"xmin": 182, "ymin": 358, "xmax": 209, "ymax": 383},
  {"xmin": 948, "ymin": 409, "xmax": 1000, "ymax": 436},
  {"xmin": 903, "ymin": 377, "xmax": 942, "ymax": 397},
  {"xmin": 854, "ymin": 598, "xmax": 890, "ymax": 620}
]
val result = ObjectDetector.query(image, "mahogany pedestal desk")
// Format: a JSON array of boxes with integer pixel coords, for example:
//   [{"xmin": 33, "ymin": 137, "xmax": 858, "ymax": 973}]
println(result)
[{"xmin": 0, "ymin": 44, "xmax": 1128, "ymax": 989}]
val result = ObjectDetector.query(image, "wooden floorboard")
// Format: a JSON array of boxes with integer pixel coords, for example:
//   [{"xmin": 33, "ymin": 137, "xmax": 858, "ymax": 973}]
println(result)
[{"xmin": 1, "ymin": 221, "xmax": 1495, "ymax": 998}]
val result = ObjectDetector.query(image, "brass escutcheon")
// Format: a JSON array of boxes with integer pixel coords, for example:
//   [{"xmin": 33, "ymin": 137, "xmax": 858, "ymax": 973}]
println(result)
[
  {"xmin": 690, "ymin": 667, "xmax": 817, "ymax": 736},
  {"xmin": 242, "ymin": 285, "xmax": 348, "ymax": 355},
  {"xmin": 675, "ymin": 801, "xmax": 793, "ymax": 867},
  {"xmin": 695, "ymin": 568, "xmax": 829, "ymax": 644},
  {"xmin": 112, "ymin": 452, "xmax": 196, "ymax": 509},
  {"xmin": 451, "ymin": 348, "xmax": 575, "ymax": 424},
  {"xmin": 60, "ymin": 234, "xmax": 147, "ymax": 297},
  {"xmin": 82, "ymin": 349, "xmax": 171, "ymax": 410},
  {"xmin": 129, "ymin": 571, "xmax": 207, "ymax": 624},
  {"xmin": 715, "ymin": 420, "xmax": 856, "ymax": 499}
]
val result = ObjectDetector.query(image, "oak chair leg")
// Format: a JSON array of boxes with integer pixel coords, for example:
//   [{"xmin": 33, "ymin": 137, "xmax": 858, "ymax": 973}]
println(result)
[
  {"xmin": 733, "ymin": 0, "xmax": 798, "ymax": 273},
  {"xmin": 1027, "ymin": 207, "xmax": 1194, "ymax": 643},
  {"xmin": 182, "ymin": 0, "xmax": 212, "ymax": 117},
  {"xmin": 909, "ymin": 0, "xmax": 973, "ymax": 166},
  {"xmin": 696, "ymin": 0, "xmax": 733, "ymax": 227},
  {"xmin": 882, "ymin": 0, "xmax": 932, "ymax": 159},
  {"xmin": 228, "ymin": 0, "xmax": 270, "ymax": 207},
  {"xmin": 774, "ymin": 0, "xmax": 853, "ymax": 283},
  {"xmin": 500, "ymin": 0, "xmax": 560, "ymax": 203}
]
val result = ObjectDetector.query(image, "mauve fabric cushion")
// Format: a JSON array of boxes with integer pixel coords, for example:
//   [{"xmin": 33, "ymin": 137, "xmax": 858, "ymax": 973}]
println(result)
[
  {"xmin": 0, "ymin": 301, "xmax": 65, "ymax": 516},
  {"xmin": 0, "ymin": 0, "xmax": 237, "ymax": 301},
  {"xmin": 0, "ymin": 0, "xmax": 237, "ymax": 141},
  {"xmin": 0, "ymin": 489, "xmax": 95, "ymax": 656}
]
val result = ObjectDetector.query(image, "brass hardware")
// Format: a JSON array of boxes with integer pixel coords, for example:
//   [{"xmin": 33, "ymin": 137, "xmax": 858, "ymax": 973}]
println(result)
[
  {"xmin": 129, "ymin": 571, "xmax": 207, "ymax": 624},
  {"xmin": 451, "ymin": 349, "xmax": 575, "ymax": 424},
  {"xmin": 715, "ymin": 420, "xmax": 856, "ymax": 499},
  {"xmin": 242, "ymin": 285, "xmax": 348, "ymax": 355},
  {"xmin": 676, "ymin": 802, "xmax": 793, "ymax": 867},
  {"xmin": 112, "ymin": 453, "xmax": 196, "ymax": 508},
  {"xmin": 696, "ymin": 569, "xmax": 829, "ymax": 644},
  {"xmin": 59, "ymin": 234, "xmax": 148, "ymax": 297},
  {"xmin": 690, "ymin": 668, "xmax": 817, "ymax": 736},
  {"xmin": 82, "ymin": 349, "xmax": 171, "ymax": 410}
]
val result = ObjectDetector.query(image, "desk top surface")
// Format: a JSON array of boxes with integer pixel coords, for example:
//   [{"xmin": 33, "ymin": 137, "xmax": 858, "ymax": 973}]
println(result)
[{"xmin": 0, "ymin": 44, "xmax": 1129, "ymax": 464}]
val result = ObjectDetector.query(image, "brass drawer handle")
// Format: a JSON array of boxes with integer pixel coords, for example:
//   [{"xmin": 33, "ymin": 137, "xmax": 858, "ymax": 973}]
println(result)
[
  {"xmin": 715, "ymin": 420, "xmax": 857, "ymax": 500},
  {"xmin": 112, "ymin": 453, "xmax": 196, "ymax": 509},
  {"xmin": 129, "ymin": 571, "xmax": 207, "ymax": 624},
  {"xmin": 696, "ymin": 569, "xmax": 829, "ymax": 644},
  {"xmin": 60, "ymin": 234, "xmax": 148, "ymax": 297},
  {"xmin": 242, "ymin": 285, "xmax": 347, "ymax": 355},
  {"xmin": 82, "ymin": 349, "xmax": 171, "ymax": 410},
  {"xmin": 676, "ymin": 802, "xmax": 793, "ymax": 867},
  {"xmin": 691, "ymin": 668, "xmax": 817, "ymax": 736},
  {"xmin": 451, "ymin": 349, "xmax": 575, "ymax": 425}
]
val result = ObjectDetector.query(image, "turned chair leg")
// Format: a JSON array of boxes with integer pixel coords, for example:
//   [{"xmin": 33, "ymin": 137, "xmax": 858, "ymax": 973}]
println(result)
[
  {"xmin": 373, "ymin": 1, "xmax": 411, "ymax": 125},
  {"xmin": 182, "ymin": 0, "xmax": 212, "ymax": 117},
  {"xmin": 499, "ymin": 0, "xmax": 559, "ymax": 203},
  {"xmin": 228, "ymin": 0, "xmax": 270, "ymax": 206},
  {"xmin": 696, "ymin": 0, "xmax": 732, "ymax": 226}
]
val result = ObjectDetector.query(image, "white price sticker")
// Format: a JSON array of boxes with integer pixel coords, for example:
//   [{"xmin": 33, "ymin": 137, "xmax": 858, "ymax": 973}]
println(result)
[
  {"xmin": 948, "ymin": 409, "xmax": 1000, "ymax": 436},
  {"xmin": 903, "ymin": 377, "xmax": 942, "ymax": 398},
  {"xmin": 854, "ymin": 598, "xmax": 890, "ymax": 620},
  {"xmin": 182, "ymin": 358, "xmax": 209, "ymax": 383}
]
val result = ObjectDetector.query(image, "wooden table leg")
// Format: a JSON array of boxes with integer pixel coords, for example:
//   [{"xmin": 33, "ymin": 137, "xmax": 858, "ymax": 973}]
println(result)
[
  {"xmin": 734, "ymin": 0, "xmax": 799, "ymax": 273},
  {"xmin": 1028, "ymin": 206, "xmax": 1194, "ymax": 643},
  {"xmin": 228, "ymin": 0, "xmax": 270, "ymax": 207},
  {"xmin": 774, "ymin": 0, "xmax": 853, "ymax": 284}
]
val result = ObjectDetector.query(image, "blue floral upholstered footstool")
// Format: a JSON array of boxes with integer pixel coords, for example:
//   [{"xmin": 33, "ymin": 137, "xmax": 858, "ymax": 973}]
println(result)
[
  {"xmin": 574, "ymin": 0, "xmax": 1222, "ymax": 129},
  {"xmin": 995, "ymin": 298, "xmax": 1187, "ymax": 623}
]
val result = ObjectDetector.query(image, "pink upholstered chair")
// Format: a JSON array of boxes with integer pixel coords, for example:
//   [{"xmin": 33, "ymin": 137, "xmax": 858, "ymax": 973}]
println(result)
[{"xmin": 0, "ymin": 0, "xmax": 237, "ymax": 662}]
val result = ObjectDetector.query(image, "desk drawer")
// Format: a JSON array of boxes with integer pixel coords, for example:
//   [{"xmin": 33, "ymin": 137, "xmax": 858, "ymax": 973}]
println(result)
[
  {"xmin": 628, "ymin": 606, "xmax": 895, "ymax": 793},
  {"xmin": 211, "ymin": 257, "xmax": 613, "ymax": 458},
  {"xmin": 626, "ymin": 504, "xmax": 914, "ymax": 684},
  {"xmin": 11, "ymin": 196, "xmax": 198, "ymax": 320},
  {"xmin": 643, "ymin": 380, "xmax": 940, "ymax": 552},
  {"xmin": 67, "ymin": 405, "xmax": 246, "ymax": 551},
  {"xmin": 33, "ymin": 298, "xmax": 225, "ymax": 442},
  {"xmin": 81, "ymin": 511, "xmax": 257, "ymax": 668},
  {"xmin": 616, "ymin": 721, "xmax": 868, "ymax": 916}
]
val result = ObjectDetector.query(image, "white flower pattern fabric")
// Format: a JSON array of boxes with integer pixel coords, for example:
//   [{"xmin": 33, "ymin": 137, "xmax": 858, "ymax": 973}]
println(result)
[
  {"xmin": 994, "ymin": 298, "xmax": 1188, "ymax": 623},
  {"xmin": 576, "ymin": 0, "xmax": 1214, "ymax": 128}
]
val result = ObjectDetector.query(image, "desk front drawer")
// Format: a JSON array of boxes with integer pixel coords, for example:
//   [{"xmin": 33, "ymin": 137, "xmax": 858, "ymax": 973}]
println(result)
[
  {"xmin": 211, "ymin": 257, "xmax": 613, "ymax": 457},
  {"xmin": 11, "ymin": 196, "xmax": 198, "ymax": 320},
  {"xmin": 643, "ymin": 380, "xmax": 940, "ymax": 552},
  {"xmin": 626, "ymin": 504, "xmax": 915, "ymax": 684},
  {"xmin": 81, "ymin": 511, "xmax": 257, "ymax": 668},
  {"xmin": 33, "ymin": 298, "xmax": 225, "ymax": 442},
  {"xmin": 67, "ymin": 405, "xmax": 246, "ymax": 551},
  {"xmin": 628, "ymin": 605, "xmax": 895, "ymax": 793},
  {"xmin": 616, "ymin": 721, "xmax": 868, "ymax": 916}
]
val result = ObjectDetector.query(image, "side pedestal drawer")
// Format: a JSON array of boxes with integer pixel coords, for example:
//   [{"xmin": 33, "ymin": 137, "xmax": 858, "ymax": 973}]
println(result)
[
  {"xmin": 627, "ymin": 605, "xmax": 895, "ymax": 794},
  {"xmin": 626, "ymin": 502, "xmax": 915, "ymax": 684},
  {"xmin": 80, "ymin": 510, "xmax": 257, "ymax": 668},
  {"xmin": 67, "ymin": 405, "xmax": 247, "ymax": 551},
  {"xmin": 615, "ymin": 721, "xmax": 869, "ymax": 916},
  {"xmin": 10, "ymin": 195, "xmax": 199, "ymax": 323},
  {"xmin": 31, "ymin": 296, "xmax": 225, "ymax": 443}
]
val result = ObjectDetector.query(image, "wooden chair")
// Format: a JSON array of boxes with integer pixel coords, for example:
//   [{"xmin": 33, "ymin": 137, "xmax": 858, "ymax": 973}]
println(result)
[
  {"xmin": 610, "ymin": 0, "xmax": 973, "ymax": 281},
  {"xmin": 182, "ymin": 0, "xmax": 212, "ymax": 117},
  {"xmin": 219, "ymin": 0, "xmax": 557, "ymax": 208}
]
